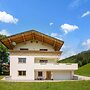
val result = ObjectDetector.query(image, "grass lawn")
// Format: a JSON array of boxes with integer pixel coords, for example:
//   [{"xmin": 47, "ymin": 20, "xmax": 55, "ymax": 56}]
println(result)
[
  {"xmin": 0, "ymin": 76, "xmax": 4, "ymax": 80},
  {"xmin": 0, "ymin": 76, "xmax": 90, "ymax": 90},
  {"xmin": 75, "ymin": 63, "xmax": 90, "ymax": 77}
]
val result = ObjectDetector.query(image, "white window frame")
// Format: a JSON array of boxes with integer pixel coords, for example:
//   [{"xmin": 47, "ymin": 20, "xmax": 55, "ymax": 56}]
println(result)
[
  {"xmin": 18, "ymin": 58, "xmax": 26, "ymax": 63},
  {"xmin": 18, "ymin": 71, "xmax": 26, "ymax": 76}
]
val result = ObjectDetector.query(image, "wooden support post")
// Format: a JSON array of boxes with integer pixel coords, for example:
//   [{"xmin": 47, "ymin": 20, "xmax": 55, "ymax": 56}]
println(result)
[
  {"xmin": 8, "ymin": 38, "xmax": 13, "ymax": 49},
  {"xmin": 22, "ymin": 34, "xmax": 26, "ymax": 42},
  {"xmin": 42, "ymin": 35, "xmax": 44, "ymax": 44}
]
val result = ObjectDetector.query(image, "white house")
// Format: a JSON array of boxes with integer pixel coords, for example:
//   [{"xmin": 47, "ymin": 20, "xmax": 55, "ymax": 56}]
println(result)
[{"xmin": 1, "ymin": 30, "xmax": 78, "ymax": 80}]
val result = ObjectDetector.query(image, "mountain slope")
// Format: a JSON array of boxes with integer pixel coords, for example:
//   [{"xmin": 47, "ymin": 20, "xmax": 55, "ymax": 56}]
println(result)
[{"xmin": 59, "ymin": 50, "xmax": 90, "ymax": 67}]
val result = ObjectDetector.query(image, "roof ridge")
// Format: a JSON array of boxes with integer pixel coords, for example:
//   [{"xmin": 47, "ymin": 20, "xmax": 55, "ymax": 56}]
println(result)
[{"xmin": 1, "ymin": 29, "xmax": 64, "ymax": 51}]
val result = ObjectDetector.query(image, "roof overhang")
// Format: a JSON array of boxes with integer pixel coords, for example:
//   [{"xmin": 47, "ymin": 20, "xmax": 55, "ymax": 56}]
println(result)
[{"xmin": 1, "ymin": 30, "xmax": 64, "ymax": 51}]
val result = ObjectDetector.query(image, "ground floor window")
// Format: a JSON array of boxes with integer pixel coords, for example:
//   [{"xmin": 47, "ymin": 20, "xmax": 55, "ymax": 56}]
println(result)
[
  {"xmin": 38, "ymin": 71, "xmax": 42, "ymax": 77},
  {"xmin": 18, "ymin": 71, "xmax": 26, "ymax": 76}
]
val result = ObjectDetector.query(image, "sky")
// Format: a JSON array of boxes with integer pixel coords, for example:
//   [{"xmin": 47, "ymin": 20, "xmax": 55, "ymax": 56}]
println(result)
[{"xmin": 0, "ymin": 0, "xmax": 90, "ymax": 59}]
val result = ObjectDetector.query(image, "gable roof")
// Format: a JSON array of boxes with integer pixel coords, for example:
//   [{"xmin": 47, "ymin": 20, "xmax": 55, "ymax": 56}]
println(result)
[{"xmin": 1, "ymin": 30, "xmax": 64, "ymax": 51}]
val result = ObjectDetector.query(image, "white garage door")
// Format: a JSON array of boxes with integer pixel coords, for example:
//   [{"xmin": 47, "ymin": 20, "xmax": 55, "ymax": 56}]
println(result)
[{"xmin": 53, "ymin": 71, "xmax": 72, "ymax": 80}]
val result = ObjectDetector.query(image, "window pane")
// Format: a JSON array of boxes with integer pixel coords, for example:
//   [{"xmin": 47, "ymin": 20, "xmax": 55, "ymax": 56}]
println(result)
[
  {"xmin": 18, "ymin": 71, "xmax": 26, "ymax": 76},
  {"xmin": 40, "ymin": 60, "xmax": 48, "ymax": 63},
  {"xmin": 23, "ymin": 59, "xmax": 26, "ymax": 63},
  {"xmin": 38, "ymin": 72, "xmax": 42, "ymax": 76},
  {"xmin": 18, "ymin": 59, "xmax": 22, "ymax": 63},
  {"xmin": 23, "ymin": 71, "xmax": 26, "ymax": 75},
  {"xmin": 40, "ymin": 49, "xmax": 48, "ymax": 51},
  {"xmin": 18, "ymin": 71, "xmax": 22, "ymax": 75},
  {"xmin": 20, "ymin": 48, "xmax": 28, "ymax": 50},
  {"xmin": 40, "ymin": 60, "xmax": 43, "ymax": 63},
  {"xmin": 18, "ymin": 58, "xmax": 26, "ymax": 63}
]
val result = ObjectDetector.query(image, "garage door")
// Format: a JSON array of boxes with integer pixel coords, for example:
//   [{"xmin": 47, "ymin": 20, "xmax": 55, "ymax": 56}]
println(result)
[{"xmin": 53, "ymin": 71, "xmax": 72, "ymax": 80}]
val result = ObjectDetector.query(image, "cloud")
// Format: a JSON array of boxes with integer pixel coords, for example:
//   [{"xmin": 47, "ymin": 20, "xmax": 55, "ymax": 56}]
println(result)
[
  {"xmin": 49, "ymin": 22, "xmax": 54, "ymax": 26},
  {"xmin": 69, "ymin": 0, "xmax": 81, "ymax": 7},
  {"xmin": 81, "ymin": 11, "xmax": 90, "ymax": 18},
  {"xmin": 69, "ymin": 0, "xmax": 88, "ymax": 8},
  {"xmin": 60, "ymin": 45, "xmax": 77, "ymax": 59},
  {"xmin": 0, "ymin": 11, "xmax": 18, "ymax": 24},
  {"xmin": 51, "ymin": 33, "xmax": 58, "ymax": 37},
  {"xmin": 82, "ymin": 39, "xmax": 90, "ymax": 50},
  {"xmin": 50, "ymin": 32, "xmax": 62, "ymax": 40},
  {"xmin": 60, "ymin": 23, "xmax": 79, "ymax": 34},
  {"xmin": 0, "ymin": 29, "xmax": 10, "ymax": 36}
]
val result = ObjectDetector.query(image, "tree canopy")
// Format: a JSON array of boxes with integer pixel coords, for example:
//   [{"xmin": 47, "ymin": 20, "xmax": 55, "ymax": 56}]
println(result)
[{"xmin": 0, "ymin": 34, "xmax": 9, "ymax": 74}]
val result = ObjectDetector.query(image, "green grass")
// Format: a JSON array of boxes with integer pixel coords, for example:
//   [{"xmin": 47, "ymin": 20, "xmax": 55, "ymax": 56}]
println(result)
[
  {"xmin": 75, "ymin": 63, "xmax": 90, "ymax": 77},
  {"xmin": 0, "ymin": 80, "xmax": 90, "ymax": 90},
  {"xmin": 0, "ymin": 75, "xmax": 90, "ymax": 90},
  {"xmin": 0, "ymin": 75, "xmax": 4, "ymax": 80}
]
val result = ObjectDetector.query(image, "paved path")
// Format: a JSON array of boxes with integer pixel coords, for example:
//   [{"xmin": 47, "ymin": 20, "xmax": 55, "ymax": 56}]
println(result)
[
  {"xmin": 74, "ymin": 74, "xmax": 90, "ymax": 80},
  {"xmin": 1, "ymin": 75, "xmax": 90, "ymax": 82}
]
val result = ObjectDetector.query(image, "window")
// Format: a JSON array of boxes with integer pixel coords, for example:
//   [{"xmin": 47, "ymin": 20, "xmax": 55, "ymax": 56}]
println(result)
[
  {"xmin": 40, "ymin": 60, "xmax": 48, "ymax": 63},
  {"xmin": 20, "ymin": 48, "xmax": 28, "ymax": 50},
  {"xmin": 36, "ymin": 41, "xmax": 38, "ymax": 43},
  {"xmin": 38, "ymin": 71, "xmax": 42, "ymax": 77},
  {"xmin": 18, "ymin": 71, "xmax": 26, "ymax": 76},
  {"xmin": 40, "ymin": 49, "xmax": 48, "ymax": 51},
  {"xmin": 18, "ymin": 58, "xmax": 26, "ymax": 63},
  {"xmin": 31, "ymin": 41, "xmax": 33, "ymax": 43}
]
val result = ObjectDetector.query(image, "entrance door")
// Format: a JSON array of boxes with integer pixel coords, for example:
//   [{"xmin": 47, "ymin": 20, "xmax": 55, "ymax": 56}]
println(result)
[{"xmin": 46, "ymin": 71, "xmax": 51, "ymax": 80}]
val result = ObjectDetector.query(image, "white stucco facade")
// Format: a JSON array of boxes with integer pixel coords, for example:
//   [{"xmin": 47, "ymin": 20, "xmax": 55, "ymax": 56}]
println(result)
[
  {"xmin": 9, "ymin": 40, "xmax": 78, "ymax": 80},
  {"xmin": 14, "ymin": 40, "xmax": 55, "ymax": 51}
]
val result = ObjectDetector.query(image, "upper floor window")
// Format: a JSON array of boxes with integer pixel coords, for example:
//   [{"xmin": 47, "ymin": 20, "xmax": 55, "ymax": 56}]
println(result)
[
  {"xmin": 40, "ymin": 60, "xmax": 48, "ymax": 63},
  {"xmin": 40, "ymin": 49, "xmax": 48, "ymax": 51},
  {"xmin": 18, "ymin": 58, "xmax": 26, "ymax": 63},
  {"xmin": 20, "ymin": 48, "xmax": 28, "ymax": 50},
  {"xmin": 31, "ymin": 41, "xmax": 33, "ymax": 43},
  {"xmin": 36, "ymin": 41, "xmax": 38, "ymax": 43}
]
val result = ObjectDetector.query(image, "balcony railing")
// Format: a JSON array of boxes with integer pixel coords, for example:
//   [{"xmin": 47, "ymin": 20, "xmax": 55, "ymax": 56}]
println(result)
[
  {"xmin": 34, "ymin": 63, "xmax": 78, "ymax": 70},
  {"xmin": 9, "ymin": 50, "xmax": 62, "ymax": 56}
]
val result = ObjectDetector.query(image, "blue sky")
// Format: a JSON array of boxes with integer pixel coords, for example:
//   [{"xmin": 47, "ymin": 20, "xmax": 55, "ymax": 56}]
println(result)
[{"xmin": 0, "ymin": 0, "xmax": 90, "ymax": 59}]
